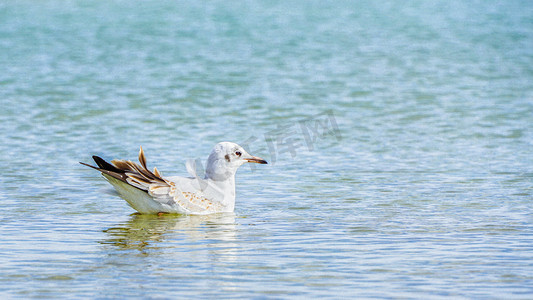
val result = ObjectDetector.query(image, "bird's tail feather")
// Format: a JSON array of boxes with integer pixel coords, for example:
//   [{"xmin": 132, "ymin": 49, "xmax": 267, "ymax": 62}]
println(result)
[{"xmin": 79, "ymin": 146, "xmax": 167, "ymax": 191}]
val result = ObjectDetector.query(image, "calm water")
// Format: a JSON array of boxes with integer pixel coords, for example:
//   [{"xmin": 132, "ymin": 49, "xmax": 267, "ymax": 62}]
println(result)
[{"xmin": 1, "ymin": 0, "xmax": 532, "ymax": 298}]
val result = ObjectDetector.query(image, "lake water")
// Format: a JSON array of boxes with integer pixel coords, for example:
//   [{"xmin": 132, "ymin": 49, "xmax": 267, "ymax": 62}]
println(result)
[{"xmin": 1, "ymin": 0, "xmax": 532, "ymax": 298}]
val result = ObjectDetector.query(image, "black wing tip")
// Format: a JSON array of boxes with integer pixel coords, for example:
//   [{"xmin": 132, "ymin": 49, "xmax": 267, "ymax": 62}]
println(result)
[
  {"xmin": 91, "ymin": 155, "xmax": 107, "ymax": 169},
  {"xmin": 92, "ymin": 155, "xmax": 124, "ymax": 173},
  {"xmin": 80, "ymin": 156, "xmax": 124, "ymax": 175}
]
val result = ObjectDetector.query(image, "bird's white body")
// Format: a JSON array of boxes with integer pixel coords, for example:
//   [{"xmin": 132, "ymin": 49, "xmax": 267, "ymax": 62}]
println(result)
[
  {"xmin": 82, "ymin": 142, "xmax": 267, "ymax": 215},
  {"xmin": 104, "ymin": 175, "xmax": 235, "ymax": 214}
]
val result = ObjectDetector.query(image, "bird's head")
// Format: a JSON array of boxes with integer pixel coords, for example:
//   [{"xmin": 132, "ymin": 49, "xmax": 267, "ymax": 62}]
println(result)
[{"xmin": 205, "ymin": 142, "xmax": 267, "ymax": 181}]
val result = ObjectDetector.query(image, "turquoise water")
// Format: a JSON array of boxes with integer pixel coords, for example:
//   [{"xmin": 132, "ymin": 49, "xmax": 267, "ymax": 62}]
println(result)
[{"xmin": 1, "ymin": 0, "xmax": 532, "ymax": 298}]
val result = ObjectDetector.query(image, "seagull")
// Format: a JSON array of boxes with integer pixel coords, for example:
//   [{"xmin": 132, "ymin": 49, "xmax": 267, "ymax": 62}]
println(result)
[{"xmin": 80, "ymin": 142, "xmax": 267, "ymax": 215}]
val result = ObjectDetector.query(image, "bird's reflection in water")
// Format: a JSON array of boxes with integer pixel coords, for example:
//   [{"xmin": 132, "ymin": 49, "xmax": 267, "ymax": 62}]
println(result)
[{"xmin": 101, "ymin": 213, "xmax": 238, "ymax": 259}]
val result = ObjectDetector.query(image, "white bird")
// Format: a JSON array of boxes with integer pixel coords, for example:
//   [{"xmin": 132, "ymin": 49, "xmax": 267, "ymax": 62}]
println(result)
[{"xmin": 80, "ymin": 142, "xmax": 267, "ymax": 215}]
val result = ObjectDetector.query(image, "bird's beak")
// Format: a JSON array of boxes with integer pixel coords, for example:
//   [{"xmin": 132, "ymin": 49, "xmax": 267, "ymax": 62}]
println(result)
[{"xmin": 245, "ymin": 156, "xmax": 268, "ymax": 164}]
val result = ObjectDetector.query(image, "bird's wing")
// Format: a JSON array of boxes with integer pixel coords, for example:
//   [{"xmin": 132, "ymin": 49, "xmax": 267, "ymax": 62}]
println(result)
[{"xmin": 80, "ymin": 147, "xmax": 224, "ymax": 214}]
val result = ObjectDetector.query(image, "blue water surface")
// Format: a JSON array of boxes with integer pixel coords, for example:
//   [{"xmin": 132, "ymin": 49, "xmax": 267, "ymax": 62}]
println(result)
[{"xmin": 0, "ymin": 1, "xmax": 532, "ymax": 298}]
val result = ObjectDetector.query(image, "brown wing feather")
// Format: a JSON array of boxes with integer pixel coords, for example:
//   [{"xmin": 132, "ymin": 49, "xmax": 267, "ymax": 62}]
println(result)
[
  {"xmin": 153, "ymin": 166, "xmax": 162, "ymax": 177},
  {"xmin": 109, "ymin": 160, "xmax": 135, "ymax": 172},
  {"xmin": 127, "ymin": 160, "xmax": 161, "ymax": 182},
  {"xmin": 138, "ymin": 146, "xmax": 148, "ymax": 170},
  {"xmin": 80, "ymin": 146, "xmax": 168, "ymax": 191}
]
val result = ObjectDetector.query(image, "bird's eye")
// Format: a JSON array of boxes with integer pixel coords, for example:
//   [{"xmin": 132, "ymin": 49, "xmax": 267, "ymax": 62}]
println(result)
[{"xmin": 235, "ymin": 151, "xmax": 242, "ymax": 157}]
